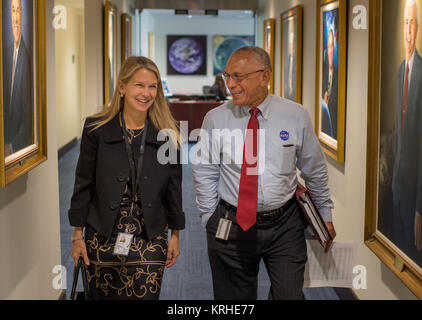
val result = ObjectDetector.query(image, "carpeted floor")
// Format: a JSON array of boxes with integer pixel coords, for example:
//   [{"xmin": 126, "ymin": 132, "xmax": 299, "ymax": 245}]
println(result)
[{"xmin": 59, "ymin": 141, "xmax": 354, "ymax": 300}]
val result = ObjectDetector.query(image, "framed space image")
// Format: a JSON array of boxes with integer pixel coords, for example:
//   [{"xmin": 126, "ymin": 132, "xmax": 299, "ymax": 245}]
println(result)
[
  {"xmin": 212, "ymin": 35, "xmax": 255, "ymax": 75},
  {"xmin": 365, "ymin": 0, "xmax": 422, "ymax": 298},
  {"xmin": 167, "ymin": 35, "xmax": 207, "ymax": 75},
  {"xmin": 121, "ymin": 13, "xmax": 132, "ymax": 64},
  {"xmin": 280, "ymin": 6, "xmax": 303, "ymax": 104},
  {"xmin": 315, "ymin": 0, "xmax": 347, "ymax": 163},
  {"xmin": 0, "ymin": 0, "xmax": 47, "ymax": 187},
  {"xmin": 104, "ymin": 1, "xmax": 117, "ymax": 104},
  {"xmin": 263, "ymin": 18, "xmax": 275, "ymax": 94}
]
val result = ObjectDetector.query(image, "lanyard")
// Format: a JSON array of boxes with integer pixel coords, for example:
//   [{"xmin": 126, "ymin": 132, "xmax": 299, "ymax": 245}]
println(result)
[{"xmin": 120, "ymin": 112, "xmax": 148, "ymax": 200}]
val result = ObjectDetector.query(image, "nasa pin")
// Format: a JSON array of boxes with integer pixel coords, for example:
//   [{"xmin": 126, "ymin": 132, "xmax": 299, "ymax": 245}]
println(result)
[{"xmin": 280, "ymin": 131, "xmax": 290, "ymax": 142}]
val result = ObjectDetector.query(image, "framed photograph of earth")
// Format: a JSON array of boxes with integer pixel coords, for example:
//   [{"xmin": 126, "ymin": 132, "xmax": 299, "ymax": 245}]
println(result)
[
  {"xmin": 212, "ymin": 35, "xmax": 255, "ymax": 75},
  {"xmin": 167, "ymin": 35, "xmax": 207, "ymax": 75}
]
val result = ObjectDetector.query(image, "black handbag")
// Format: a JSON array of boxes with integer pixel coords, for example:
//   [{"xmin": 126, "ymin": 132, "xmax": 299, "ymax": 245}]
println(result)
[{"xmin": 70, "ymin": 257, "xmax": 91, "ymax": 300}]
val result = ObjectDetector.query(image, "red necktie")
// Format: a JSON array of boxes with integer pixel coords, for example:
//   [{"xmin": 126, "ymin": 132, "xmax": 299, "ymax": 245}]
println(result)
[
  {"xmin": 236, "ymin": 108, "xmax": 260, "ymax": 232},
  {"xmin": 402, "ymin": 63, "xmax": 409, "ymax": 135}
]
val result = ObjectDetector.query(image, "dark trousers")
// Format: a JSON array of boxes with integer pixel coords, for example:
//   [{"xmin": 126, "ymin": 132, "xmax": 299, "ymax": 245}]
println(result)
[{"xmin": 206, "ymin": 200, "xmax": 307, "ymax": 300}]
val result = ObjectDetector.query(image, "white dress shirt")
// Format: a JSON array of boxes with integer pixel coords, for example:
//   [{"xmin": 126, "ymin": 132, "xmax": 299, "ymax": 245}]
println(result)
[
  {"xmin": 405, "ymin": 50, "xmax": 416, "ymax": 92},
  {"xmin": 192, "ymin": 94, "xmax": 334, "ymax": 227}
]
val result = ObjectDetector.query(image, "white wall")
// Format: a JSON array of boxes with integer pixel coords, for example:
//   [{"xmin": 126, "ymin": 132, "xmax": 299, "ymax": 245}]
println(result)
[
  {"xmin": 83, "ymin": 0, "xmax": 105, "ymax": 118},
  {"xmin": 140, "ymin": 9, "xmax": 155, "ymax": 58},
  {"xmin": 144, "ymin": 11, "xmax": 255, "ymax": 95},
  {"xmin": 84, "ymin": 0, "xmax": 137, "ymax": 119},
  {"xmin": 53, "ymin": 0, "xmax": 138, "ymax": 146},
  {"xmin": 257, "ymin": 0, "xmax": 417, "ymax": 300},
  {"xmin": 55, "ymin": 1, "xmax": 85, "ymax": 149},
  {"xmin": 0, "ymin": 0, "xmax": 62, "ymax": 300}
]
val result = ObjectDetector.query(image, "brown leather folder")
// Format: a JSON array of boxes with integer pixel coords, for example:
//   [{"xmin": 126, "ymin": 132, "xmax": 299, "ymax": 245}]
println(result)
[{"xmin": 295, "ymin": 183, "xmax": 333, "ymax": 253}]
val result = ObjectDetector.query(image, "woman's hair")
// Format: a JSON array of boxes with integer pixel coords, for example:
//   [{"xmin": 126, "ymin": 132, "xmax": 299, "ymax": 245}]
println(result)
[{"xmin": 88, "ymin": 56, "xmax": 181, "ymax": 148}]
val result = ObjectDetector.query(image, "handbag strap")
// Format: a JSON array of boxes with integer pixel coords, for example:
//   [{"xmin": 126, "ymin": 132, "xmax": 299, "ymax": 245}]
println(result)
[
  {"xmin": 80, "ymin": 259, "xmax": 91, "ymax": 300},
  {"xmin": 70, "ymin": 257, "xmax": 91, "ymax": 300}
]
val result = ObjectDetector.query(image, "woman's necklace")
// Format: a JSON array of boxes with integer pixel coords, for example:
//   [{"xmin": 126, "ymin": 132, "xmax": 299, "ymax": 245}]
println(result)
[{"xmin": 126, "ymin": 127, "xmax": 144, "ymax": 144}]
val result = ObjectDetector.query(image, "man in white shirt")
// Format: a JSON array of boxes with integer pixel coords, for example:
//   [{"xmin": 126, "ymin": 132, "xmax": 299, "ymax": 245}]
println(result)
[{"xmin": 192, "ymin": 46, "xmax": 336, "ymax": 300}]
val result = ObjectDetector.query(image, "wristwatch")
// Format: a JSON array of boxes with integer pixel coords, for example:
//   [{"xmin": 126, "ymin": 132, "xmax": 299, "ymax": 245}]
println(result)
[{"xmin": 71, "ymin": 235, "xmax": 84, "ymax": 242}]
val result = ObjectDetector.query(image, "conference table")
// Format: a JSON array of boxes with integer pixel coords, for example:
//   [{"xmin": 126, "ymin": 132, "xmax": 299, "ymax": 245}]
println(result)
[{"xmin": 168, "ymin": 99, "xmax": 224, "ymax": 141}]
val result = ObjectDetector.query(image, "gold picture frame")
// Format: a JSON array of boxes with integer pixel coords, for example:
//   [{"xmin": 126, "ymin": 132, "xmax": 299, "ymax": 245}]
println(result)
[
  {"xmin": 315, "ymin": 0, "xmax": 347, "ymax": 163},
  {"xmin": 121, "ymin": 13, "xmax": 132, "ymax": 64},
  {"xmin": 365, "ymin": 0, "xmax": 422, "ymax": 299},
  {"xmin": 263, "ymin": 18, "xmax": 275, "ymax": 94},
  {"xmin": 280, "ymin": 5, "xmax": 303, "ymax": 104},
  {"xmin": 104, "ymin": 1, "xmax": 117, "ymax": 105},
  {"xmin": 0, "ymin": 0, "xmax": 47, "ymax": 187}
]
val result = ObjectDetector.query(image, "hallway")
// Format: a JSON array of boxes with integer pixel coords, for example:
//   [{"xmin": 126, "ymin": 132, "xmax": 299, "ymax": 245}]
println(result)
[{"xmin": 59, "ymin": 142, "xmax": 352, "ymax": 300}]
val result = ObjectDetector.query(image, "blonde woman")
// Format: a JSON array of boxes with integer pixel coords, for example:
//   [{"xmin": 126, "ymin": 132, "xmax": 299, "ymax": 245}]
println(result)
[{"xmin": 69, "ymin": 56, "xmax": 185, "ymax": 300}]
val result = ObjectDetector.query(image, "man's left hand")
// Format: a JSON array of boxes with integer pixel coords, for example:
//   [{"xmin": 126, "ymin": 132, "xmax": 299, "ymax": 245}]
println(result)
[
  {"xmin": 324, "ymin": 222, "xmax": 336, "ymax": 253},
  {"xmin": 325, "ymin": 222, "xmax": 336, "ymax": 240}
]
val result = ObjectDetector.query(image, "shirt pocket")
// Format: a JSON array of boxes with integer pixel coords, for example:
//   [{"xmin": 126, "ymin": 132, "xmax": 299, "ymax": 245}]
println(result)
[{"xmin": 278, "ymin": 146, "xmax": 297, "ymax": 174}]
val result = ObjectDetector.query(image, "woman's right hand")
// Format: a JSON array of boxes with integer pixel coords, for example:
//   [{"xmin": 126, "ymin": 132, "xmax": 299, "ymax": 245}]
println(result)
[{"xmin": 71, "ymin": 239, "xmax": 90, "ymax": 266}]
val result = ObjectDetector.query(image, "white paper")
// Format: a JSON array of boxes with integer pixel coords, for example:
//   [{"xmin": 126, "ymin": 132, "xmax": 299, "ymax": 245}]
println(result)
[{"xmin": 304, "ymin": 241, "xmax": 357, "ymax": 288}]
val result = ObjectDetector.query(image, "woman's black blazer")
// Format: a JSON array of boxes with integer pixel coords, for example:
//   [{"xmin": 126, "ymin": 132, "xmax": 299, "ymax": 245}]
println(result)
[{"xmin": 68, "ymin": 114, "xmax": 185, "ymax": 240}]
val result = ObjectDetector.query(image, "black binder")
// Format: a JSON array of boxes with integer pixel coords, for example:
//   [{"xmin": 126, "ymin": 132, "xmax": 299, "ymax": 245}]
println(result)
[{"xmin": 295, "ymin": 183, "xmax": 333, "ymax": 252}]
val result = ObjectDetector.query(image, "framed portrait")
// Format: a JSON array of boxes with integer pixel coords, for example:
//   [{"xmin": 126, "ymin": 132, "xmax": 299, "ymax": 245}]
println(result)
[
  {"xmin": 280, "ymin": 6, "xmax": 303, "ymax": 104},
  {"xmin": 212, "ymin": 35, "xmax": 255, "ymax": 75},
  {"xmin": 366, "ymin": 0, "xmax": 422, "ymax": 298},
  {"xmin": 263, "ymin": 19, "xmax": 275, "ymax": 94},
  {"xmin": 0, "ymin": 0, "xmax": 47, "ymax": 187},
  {"xmin": 167, "ymin": 35, "xmax": 207, "ymax": 75},
  {"xmin": 315, "ymin": 0, "xmax": 347, "ymax": 163},
  {"xmin": 121, "ymin": 13, "xmax": 132, "ymax": 64},
  {"xmin": 104, "ymin": 1, "xmax": 117, "ymax": 105}
]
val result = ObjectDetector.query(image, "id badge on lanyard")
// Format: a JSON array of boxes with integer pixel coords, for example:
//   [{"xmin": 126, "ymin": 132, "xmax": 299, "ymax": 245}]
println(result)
[
  {"xmin": 113, "ymin": 232, "xmax": 134, "ymax": 256},
  {"xmin": 215, "ymin": 211, "xmax": 232, "ymax": 241}
]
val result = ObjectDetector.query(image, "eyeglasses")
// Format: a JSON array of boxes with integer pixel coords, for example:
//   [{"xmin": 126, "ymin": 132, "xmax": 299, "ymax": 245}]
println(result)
[{"xmin": 222, "ymin": 70, "xmax": 265, "ymax": 83}]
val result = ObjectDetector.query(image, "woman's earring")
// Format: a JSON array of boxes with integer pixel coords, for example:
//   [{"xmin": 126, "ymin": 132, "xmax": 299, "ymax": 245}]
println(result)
[{"xmin": 120, "ymin": 93, "xmax": 125, "ymax": 108}]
